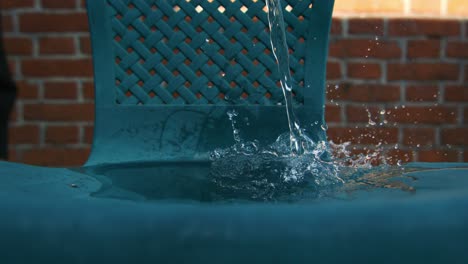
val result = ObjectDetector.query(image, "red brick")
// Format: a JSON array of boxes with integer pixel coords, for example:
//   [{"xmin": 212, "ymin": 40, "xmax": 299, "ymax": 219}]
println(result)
[
  {"xmin": 1, "ymin": 15, "xmax": 14, "ymax": 32},
  {"xmin": 79, "ymin": 36, "xmax": 91, "ymax": 54},
  {"xmin": 22, "ymin": 59, "xmax": 93, "ymax": 77},
  {"xmin": 326, "ymin": 62, "xmax": 342, "ymax": 79},
  {"xmin": 23, "ymin": 103, "xmax": 94, "ymax": 122},
  {"xmin": 9, "ymin": 125, "xmax": 40, "ymax": 144},
  {"xmin": 445, "ymin": 86, "xmax": 468, "ymax": 102},
  {"xmin": 45, "ymin": 126, "xmax": 80, "ymax": 144},
  {"xmin": 386, "ymin": 149, "xmax": 414, "ymax": 164},
  {"xmin": 465, "ymin": 65, "xmax": 468, "ymax": 82},
  {"xmin": 347, "ymin": 63, "xmax": 381, "ymax": 79},
  {"xmin": 330, "ymin": 19, "xmax": 342, "ymax": 35},
  {"xmin": 328, "ymin": 84, "xmax": 400, "ymax": 102},
  {"xmin": 8, "ymin": 149, "xmax": 19, "ymax": 162},
  {"xmin": 329, "ymin": 39, "xmax": 401, "ymax": 59},
  {"xmin": 82, "ymin": 82, "xmax": 95, "ymax": 99},
  {"xmin": 325, "ymin": 104, "xmax": 341, "ymax": 123},
  {"xmin": 327, "ymin": 127, "xmax": 398, "ymax": 145},
  {"xmin": 44, "ymin": 82, "xmax": 78, "ymax": 99},
  {"xmin": 403, "ymin": 128, "xmax": 435, "ymax": 147},
  {"xmin": 389, "ymin": 19, "xmax": 461, "ymax": 37},
  {"xmin": 348, "ymin": 19, "xmax": 384, "ymax": 35},
  {"xmin": 466, "ymin": 21, "xmax": 468, "ymax": 38},
  {"xmin": 407, "ymin": 40, "xmax": 440, "ymax": 59},
  {"xmin": 326, "ymin": 84, "xmax": 342, "ymax": 100},
  {"xmin": 19, "ymin": 13, "xmax": 89, "ymax": 33},
  {"xmin": 3, "ymin": 37, "xmax": 33, "ymax": 55},
  {"xmin": 342, "ymin": 147, "xmax": 385, "ymax": 166},
  {"xmin": 39, "ymin": 37, "xmax": 76, "ymax": 55},
  {"xmin": 22, "ymin": 148, "xmax": 90, "ymax": 166},
  {"xmin": 1, "ymin": 0, "xmax": 34, "ymax": 9},
  {"xmin": 406, "ymin": 85, "xmax": 439, "ymax": 102},
  {"xmin": 441, "ymin": 128, "xmax": 468, "ymax": 146},
  {"xmin": 8, "ymin": 59, "xmax": 17, "ymax": 76},
  {"xmin": 16, "ymin": 80, "xmax": 39, "ymax": 99},
  {"xmin": 386, "ymin": 106, "xmax": 458, "ymax": 124},
  {"xmin": 465, "ymin": 108, "xmax": 468, "ymax": 124},
  {"xmin": 84, "ymin": 125, "xmax": 94, "ymax": 144},
  {"xmin": 446, "ymin": 41, "xmax": 468, "ymax": 58},
  {"xmin": 418, "ymin": 150, "xmax": 459, "ymax": 162},
  {"xmin": 9, "ymin": 105, "xmax": 18, "ymax": 122},
  {"xmin": 41, "ymin": 0, "xmax": 77, "ymax": 8},
  {"xmin": 346, "ymin": 105, "xmax": 381, "ymax": 123},
  {"xmin": 387, "ymin": 63, "xmax": 459, "ymax": 81}
]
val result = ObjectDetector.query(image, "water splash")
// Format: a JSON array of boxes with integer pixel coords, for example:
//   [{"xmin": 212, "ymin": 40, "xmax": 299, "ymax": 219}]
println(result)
[
  {"xmin": 208, "ymin": 0, "xmax": 414, "ymax": 201},
  {"xmin": 210, "ymin": 110, "xmax": 343, "ymax": 201},
  {"xmin": 210, "ymin": 111, "xmax": 414, "ymax": 201}
]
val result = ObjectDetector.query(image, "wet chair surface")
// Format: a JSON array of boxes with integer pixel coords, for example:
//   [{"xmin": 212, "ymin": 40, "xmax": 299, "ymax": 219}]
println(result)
[{"xmin": 0, "ymin": 0, "xmax": 468, "ymax": 263}]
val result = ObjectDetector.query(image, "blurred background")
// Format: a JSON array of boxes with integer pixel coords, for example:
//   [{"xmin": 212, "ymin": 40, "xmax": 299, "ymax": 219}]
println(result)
[{"xmin": 0, "ymin": 0, "xmax": 467, "ymax": 166}]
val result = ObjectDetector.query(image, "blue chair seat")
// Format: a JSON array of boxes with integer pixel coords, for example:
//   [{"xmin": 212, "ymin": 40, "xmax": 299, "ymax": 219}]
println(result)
[{"xmin": 0, "ymin": 162, "xmax": 467, "ymax": 263}]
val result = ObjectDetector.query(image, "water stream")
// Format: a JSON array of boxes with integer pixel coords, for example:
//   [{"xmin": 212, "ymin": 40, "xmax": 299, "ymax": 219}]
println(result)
[{"xmin": 265, "ymin": 0, "xmax": 303, "ymax": 155}]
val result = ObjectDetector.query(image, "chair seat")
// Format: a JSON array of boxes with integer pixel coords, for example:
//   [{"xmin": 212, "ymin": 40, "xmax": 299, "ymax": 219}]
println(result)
[{"xmin": 1, "ymin": 162, "xmax": 467, "ymax": 264}]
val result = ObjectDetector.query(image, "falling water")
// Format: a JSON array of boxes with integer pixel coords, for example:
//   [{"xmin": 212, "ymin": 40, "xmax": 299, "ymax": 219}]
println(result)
[{"xmin": 265, "ymin": 0, "xmax": 303, "ymax": 155}]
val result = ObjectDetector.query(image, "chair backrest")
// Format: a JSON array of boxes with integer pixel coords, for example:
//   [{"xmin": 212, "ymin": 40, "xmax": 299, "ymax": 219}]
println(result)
[{"xmin": 85, "ymin": 0, "xmax": 335, "ymax": 166}]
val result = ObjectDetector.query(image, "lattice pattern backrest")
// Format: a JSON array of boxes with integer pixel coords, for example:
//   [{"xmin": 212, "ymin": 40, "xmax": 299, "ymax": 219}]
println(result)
[{"xmin": 108, "ymin": 0, "xmax": 312, "ymax": 105}]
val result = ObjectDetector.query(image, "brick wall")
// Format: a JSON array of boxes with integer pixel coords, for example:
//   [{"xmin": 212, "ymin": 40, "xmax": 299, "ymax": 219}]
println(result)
[
  {"xmin": 1, "ymin": 1, "xmax": 467, "ymax": 166},
  {"xmin": 326, "ymin": 18, "xmax": 467, "ymax": 164}
]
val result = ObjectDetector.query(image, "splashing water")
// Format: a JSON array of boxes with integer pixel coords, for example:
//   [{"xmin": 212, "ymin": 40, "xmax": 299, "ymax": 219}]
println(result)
[
  {"xmin": 208, "ymin": 0, "xmax": 414, "ymax": 201},
  {"xmin": 211, "ymin": 110, "xmax": 343, "ymax": 201}
]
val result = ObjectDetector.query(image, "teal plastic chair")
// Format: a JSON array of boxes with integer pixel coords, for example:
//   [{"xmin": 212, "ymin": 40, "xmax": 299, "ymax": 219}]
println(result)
[
  {"xmin": 85, "ymin": 0, "xmax": 333, "ymax": 166},
  {"xmin": 1, "ymin": 0, "xmax": 467, "ymax": 263}
]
